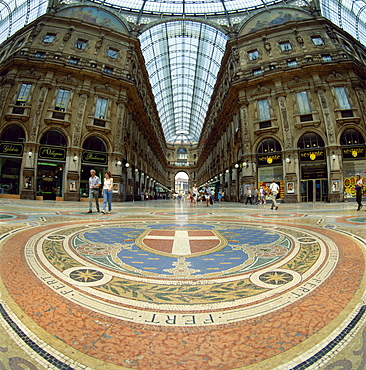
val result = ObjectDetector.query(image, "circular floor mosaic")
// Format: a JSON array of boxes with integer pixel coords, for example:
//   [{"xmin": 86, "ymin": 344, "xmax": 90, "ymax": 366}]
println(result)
[{"xmin": 26, "ymin": 220, "xmax": 338, "ymax": 327}]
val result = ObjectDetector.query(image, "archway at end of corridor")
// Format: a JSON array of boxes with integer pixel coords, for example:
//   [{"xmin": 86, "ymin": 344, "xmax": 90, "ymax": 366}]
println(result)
[{"xmin": 174, "ymin": 171, "xmax": 189, "ymax": 198}]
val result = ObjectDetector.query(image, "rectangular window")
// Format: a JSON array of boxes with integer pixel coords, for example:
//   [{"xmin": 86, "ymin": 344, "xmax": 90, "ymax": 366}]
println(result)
[
  {"xmin": 343, "ymin": 42, "xmax": 352, "ymax": 52},
  {"xmin": 334, "ymin": 87, "xmax": 351, "ymax": 110},
  {"xmin": 54, "ymin": 89, "xmax": 70, "ymax": 111},
  {"xmin": 322, "ymin": 55, "xmax": 332, "ymax": 62},
  {"xmin": 257, "ymin": 99, "xmax": 271, "ymax": 121},
  {"xmin": 69, "ymin": 57, "xmax": 79, "ymax": 65},
  {"xmin": 311, "ymin": 36, "xmax": 324, "ymax": 46},
  {"xmin": 253, "ymin": 68, "xmax": 263, "ymax": 76},
  {"xmin": 34, "ymin": 51, "xmax": 46, "ymax": 58},
  {"xmin": 107, "ymin": 48, "xmax": 119, "ymax": 58},
  {"xmin": 279, "ymin": 42, "xmax": 292, "ymax": 51},
  {"xmin": 287, "ymin": 60, "xmax": 298, "ymax": 68},
  {"xmin": 234, "ymin": 114, "xmax": 239, "ymax": 133},
  {"xmin": 248, "ymin": 50, "xmax": 259, "ymax": 61},
  {"xmin": 74, "ymin": 39, "xmax": 88, "ymax": 50},
  {"xmin": 296, "ymin": 91, "xmax": 311, "ymax": 114},
  {"xmin": 103, "ymin": 66, "xmax": 114, "ymax": 74},
  {"xmin": 95, "ymin": 97, "xmax": 108, "ymax": 119},
  {"xmin": 43, "ymin": 34, "xmax": 56, "ymax": 43},
  {"xmin": 16, "ymin": 39, "xmax": 24, "ymax": 48},
  {"xmin": 16, "ymin": 83, "xmax": 32, "ymax": 105}
]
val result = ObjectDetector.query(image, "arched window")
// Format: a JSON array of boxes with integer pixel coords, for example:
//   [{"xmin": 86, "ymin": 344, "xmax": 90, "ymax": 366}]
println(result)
[
  {"xmin": 340, "ymin": 128, "xmax": 365, "ymax": 146},
  {"xmin": 40, "ymin": 130, "xmax": 67, "ymax": 146},
  {"xmin": 82, "ymin": 137, "xmax": 107, "ymax": 152},
  {"xmin": 1, "ymin": 125, "xmax": 25, "ymax": 142},
  {"xmin": 298, "ymin": 132, "xmax": 325, "ymax": 149},
  {"xmin": 177, "ymin": 147, "xmax": 187, "ymax": 159},
  {"xmin": 257, "ymin": 138, "xmax": 281, "ymax": 153}
]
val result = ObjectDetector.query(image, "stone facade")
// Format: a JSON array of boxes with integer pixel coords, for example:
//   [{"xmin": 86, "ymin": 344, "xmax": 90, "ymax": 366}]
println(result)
[
  {"xmin": 1, "ymin": 4, "xmax": 366, "ymax": 203},
  {"xmin": 197, "ymin": 7, "xmax": 366, "ymax": 203},
  {"xmin": 0, "ymin": 4, "xmax": 166, "ymax": 201}
]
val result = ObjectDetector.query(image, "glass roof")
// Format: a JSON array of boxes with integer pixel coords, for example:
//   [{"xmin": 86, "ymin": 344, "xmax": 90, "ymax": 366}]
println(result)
[
  {"xmin": 0, "ymin": 0, "xmax": 366, "ymax": 144},
  {"xmin": 139, "ymin": 21, "xmax": 228, "ymax": 143},
  {"xmin": 0, "ymin": 0, "xmax": 48, "ymax": 43}
]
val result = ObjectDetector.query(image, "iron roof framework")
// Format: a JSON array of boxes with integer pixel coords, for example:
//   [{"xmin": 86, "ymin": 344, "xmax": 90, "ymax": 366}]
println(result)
[{"xmin": 139, "ymin": 21, "xmax": 228, "ymax": 144}]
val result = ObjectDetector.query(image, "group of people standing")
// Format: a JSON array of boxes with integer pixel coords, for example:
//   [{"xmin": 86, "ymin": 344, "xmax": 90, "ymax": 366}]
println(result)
[
  {"xmin": 244, "ymin": 180, "xmax": 280, "ymax": 210},
  {"xmin": 87, "ymin": 169, "xmax": 113, "ymax": 214},
  {"xmin": 189, "ymin": 184, "xmax": 224, "ymax": 207},
  {"xmin": 86, "ymin": 173, "xmax": 366, "ymax": 213}
]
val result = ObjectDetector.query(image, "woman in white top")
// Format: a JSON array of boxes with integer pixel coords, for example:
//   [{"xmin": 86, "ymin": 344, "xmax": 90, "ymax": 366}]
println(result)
[{"xmin": 102, "ymin": 171, "xmax": 113, "ymax": 214}]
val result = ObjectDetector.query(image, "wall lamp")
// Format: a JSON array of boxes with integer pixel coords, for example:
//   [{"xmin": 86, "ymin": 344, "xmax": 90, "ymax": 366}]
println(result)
[
  {"xmin": 225, "ymin": 169, "xmax": 229, "ymax": 173},
  {"xmin": 332, "ymin": 154, "xmax": 337, "ymax": 160},
  {"xmin": 28, "ymin": 151, "xmax": 32, "ymax": 158},
  {"xmin": 116, "ymin": 160, "xmax": 122, "ymax": 166},
  {"xmin": 125, "ymin": 162, "xmax": 130, "ymax": 168},
  {"xmin": 135, "ymin": 168, "xmax": 139, "ymax": 172},
  {"xmin": 242, "ymin": 162, "xmax": 248, "ymax": 168},
  {"xmin": 234, "ymin": 163, "xmax": 239, "ymax": 169},
  {"xmin": 73, "ymin": 155, "xmax": 78, "ymax": 162},
  {"xmin": 286, "ymin": 157, "xmax": 291, "ymax": 163}
]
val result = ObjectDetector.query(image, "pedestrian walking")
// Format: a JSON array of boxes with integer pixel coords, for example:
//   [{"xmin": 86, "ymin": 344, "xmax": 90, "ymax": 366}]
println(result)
[
  {"xmin": 253, "ymin": 187, "xmax": 259, "ymax": 205},
  {"xmin": 245, "ymin": 187, "xmax": 252, "ymax": 205},
  {"xmin": 204, "ymin": 185, "xmax": 211, "ymax": 207},
  {"xmin": 269, "ymin": 179, "xmax": 280, "ymax": 210},
  {"xmin": 356, "ymin": 174, "xmax": 363, "ymax": 211},
  {"xmin": 192, "ymin": 184, "xmax": 199, "ymax": 207},
  {"xmin": 88, "ymin": 169, "xmax": 100, "ymax": 213}
]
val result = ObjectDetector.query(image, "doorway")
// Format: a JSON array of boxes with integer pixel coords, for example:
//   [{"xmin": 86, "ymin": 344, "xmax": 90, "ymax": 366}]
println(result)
[
  {"xmin": 301, "ymin": 179, "xmax": 328, "ymax": 202},
  {"xmin": 37, "ymin": 162, "xmax": 63, "ymax": 200},
  {"xmin": 175, "ymin": 171, "xmax": 189, "ymax": 196}
]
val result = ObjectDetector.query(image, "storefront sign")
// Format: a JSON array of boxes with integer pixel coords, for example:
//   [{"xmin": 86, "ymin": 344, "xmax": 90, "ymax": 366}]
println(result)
[
  {"xmin": 301, "ymin": 165, "xmax": 327, "ymax": 179},
  {"xmin": 257, "ymin": 154, "xmax": 282, "ymax": 166},
  {"xmin": 82, "ymin": 150, "xmax": 108, "ymax": 165},
  {"xmin": 299, "ymin": 149, "xmax": 325, "ymax": 162},
  {"xmin": 39, "ymin": 146, "xmax": 66, "ymax": 161},
  {"xmin": 0, "ymin": 142, "xmax": 23, "ymax": 156},
  {"xmin": 342, "ymin": 146, "xmax": 365, "ymax": 160}
]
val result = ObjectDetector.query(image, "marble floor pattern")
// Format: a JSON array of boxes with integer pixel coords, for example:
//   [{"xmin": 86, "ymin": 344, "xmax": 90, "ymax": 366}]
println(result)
[{"xmin": 1, "ymin": 199, "xmax": 366, "ymax": 369}]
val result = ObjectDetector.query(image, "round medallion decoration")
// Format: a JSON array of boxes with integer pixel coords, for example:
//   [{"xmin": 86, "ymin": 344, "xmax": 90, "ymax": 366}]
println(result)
[{"xmin": 24, "ymin": 220, "xmax": 337, "ymax": 327}]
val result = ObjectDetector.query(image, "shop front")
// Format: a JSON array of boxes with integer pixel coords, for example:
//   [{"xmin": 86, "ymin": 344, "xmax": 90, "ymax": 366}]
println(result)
[
  {"xmin": 342, "ymin": 146, "xmax": 366, "ymax": 200},
  {"xmin": 0, "ymin": 141, "xmax": 23, "ymax": 196},
  {"xmin": 36, "ymin": 145, "xmax": 66, "ymax": 200},
  {"xmin": 80, "ymin": 150, "xmax": 108, "ymax": 198},
  {"xmin": 299, "ymin": 149, "xmax": 328, "ymax": 202},
  {"xmin": 257, "ymin": 153, "xmax": 284, "ymax": 200}
]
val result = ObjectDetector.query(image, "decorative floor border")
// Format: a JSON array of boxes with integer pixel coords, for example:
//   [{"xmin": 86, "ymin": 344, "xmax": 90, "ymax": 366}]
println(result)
[
  {"xmin": 0, "ymin": 301, "xmax": 78, "ymax": 370},
  {"xmin": 1, "ymin": 298, "xmax": 366, "ymax": 370}
]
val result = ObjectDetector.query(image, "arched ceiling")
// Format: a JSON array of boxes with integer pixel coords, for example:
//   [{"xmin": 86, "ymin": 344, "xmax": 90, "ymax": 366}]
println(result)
[{"xmin": 139, "ymin": 21, "xmax": 228, "ymax": 144}]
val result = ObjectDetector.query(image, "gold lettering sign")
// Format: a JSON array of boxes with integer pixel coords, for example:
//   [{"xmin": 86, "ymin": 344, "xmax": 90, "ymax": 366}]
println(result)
[
  {"xmin": 0, "ymin": 142, "xmax": 23, "ymax": 156},
  {"xmin": 82, "ymin": 150, "xmax": 107, "ymax": 164},
  {"xmin": 257, "ymin": 154, "xmax": 281, "ymax": 166},
  {"xmin": 342, "ymin": 147, "xmax": 365, "ymax": 159},
  {"xmin": 39, "ymin": 146, "xmax": 66, "ymax": 161},
  {"xmin": 300, "ymin": 150, "xmax": 325, "ymax": 162}
]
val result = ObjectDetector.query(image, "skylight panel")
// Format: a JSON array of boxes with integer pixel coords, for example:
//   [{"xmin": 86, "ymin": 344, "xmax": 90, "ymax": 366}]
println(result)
[{"xmin": 0, "ymin": 0, "xmax": 48, "ymax": 43}]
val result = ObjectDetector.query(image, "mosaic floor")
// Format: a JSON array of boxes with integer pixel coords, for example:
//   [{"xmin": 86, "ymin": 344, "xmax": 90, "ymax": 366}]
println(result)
[{"xmin": 1, "ymin": 198, "xmax": 366, "ymax": 369}]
